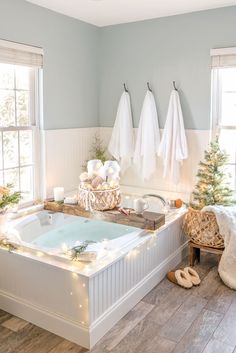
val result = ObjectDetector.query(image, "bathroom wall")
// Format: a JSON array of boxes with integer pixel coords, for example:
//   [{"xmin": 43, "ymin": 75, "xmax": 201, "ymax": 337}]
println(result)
[
  {"xmin": 98, "ymin": 6, "xmax": 236, "ymax": 130},
  {"xmin": 0, "ymin": 0, "xmax": 98, "ymax": 129},
  {"xmin": 1, "ymin": 2, "xmax": 236, "ymax": 195},
  {"xmin": 99, "ymin": 127, "xmax": 210, "ymax": 198},
  {"xmin": 44, "ymin": 128, "xmax": 98, "ymax": 197},
  {"xmin": 97, "ymin": 6, "xmax": 236, "ymax": 196}
]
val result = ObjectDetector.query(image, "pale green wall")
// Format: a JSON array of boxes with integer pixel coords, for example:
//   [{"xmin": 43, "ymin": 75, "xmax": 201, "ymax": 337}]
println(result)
[
  {"xmin": 1, "ymin": 2, "xmax": 236, "ymax": 130},
  {"xmin": 98, "ymin": 6, "xmax": 236, "ymax": 129},
  {"xmin": 0, "ymin": 0, "xmax": 98, "ymax": 129}
]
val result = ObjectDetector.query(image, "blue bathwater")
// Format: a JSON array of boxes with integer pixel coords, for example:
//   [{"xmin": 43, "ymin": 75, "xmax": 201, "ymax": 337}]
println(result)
[{"xmin": 31, "ymin": 216, "xmax": 139, "ymax": 250}]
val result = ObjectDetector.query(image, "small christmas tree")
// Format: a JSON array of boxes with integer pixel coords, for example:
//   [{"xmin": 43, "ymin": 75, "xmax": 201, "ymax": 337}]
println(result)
[{"xmin": 190, "ymin": 137, "xmax": 233, "ymax": 210}]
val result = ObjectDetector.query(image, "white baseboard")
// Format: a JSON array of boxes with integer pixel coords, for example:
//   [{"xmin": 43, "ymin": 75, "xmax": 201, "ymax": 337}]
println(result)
[
  {"xmin": 0, "ymin": 241, "xmax": 187, "ymax": 349},
  {"xmin": 0, "ymin": 290, "xmax": 90, "ymax": 348}
]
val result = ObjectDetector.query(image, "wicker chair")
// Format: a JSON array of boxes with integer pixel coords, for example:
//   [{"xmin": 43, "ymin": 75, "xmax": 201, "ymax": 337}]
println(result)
[{"xmin": 183, "ymin": 207, "xmax": 224, "ymax": 249}]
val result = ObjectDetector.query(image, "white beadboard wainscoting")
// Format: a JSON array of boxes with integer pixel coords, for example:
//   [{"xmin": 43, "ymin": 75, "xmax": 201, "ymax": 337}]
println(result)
[
  {"xmin": 43, "ymin": 127, "xmax": 210, "ymax": 200},
  {"xmin": 100, "ymin": 127, "xmax": 211, "ymax": 199},
  {"xmin": 44, "ymin": 127, "xmax": 98, "ymax": 198},
  {"xmin": 0, "ymin": 210, "xmax": 186, "ymax": 349}
]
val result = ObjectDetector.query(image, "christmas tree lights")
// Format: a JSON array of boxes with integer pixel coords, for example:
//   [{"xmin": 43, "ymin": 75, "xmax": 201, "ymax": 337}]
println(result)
[{"xmin": 190, "ymin": 137, "xmax": 233, "ymax": 210}]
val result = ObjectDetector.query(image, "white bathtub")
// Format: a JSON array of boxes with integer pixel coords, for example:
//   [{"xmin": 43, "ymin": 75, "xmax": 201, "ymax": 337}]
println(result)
[
  {"xmin": 8, "ymin": 210, "xmax": 145, "ymax": 265},
  {"xmin": 0, "ymin": 195, "xmax": 187, "ymax": 349}
]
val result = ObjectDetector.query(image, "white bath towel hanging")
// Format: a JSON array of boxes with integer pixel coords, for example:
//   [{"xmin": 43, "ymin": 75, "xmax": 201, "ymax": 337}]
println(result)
[
  {"xmin": 134, "ymin": 90, "xmax": 160, "ymax": 180},
  {"xmin": 158, "ymin": 89, "xmax": 188, "ymax": 184},
  {"xmin": 108, "ymin": 91, "xmax": 134, "ymax": 173}
]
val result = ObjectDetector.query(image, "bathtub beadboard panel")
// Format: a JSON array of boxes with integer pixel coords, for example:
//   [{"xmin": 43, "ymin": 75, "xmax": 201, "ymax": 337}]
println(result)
[
  {"xmin": 89, "ymin": 215, "xmax": 186, "ymax": 321},
  {"xmin": 89, "ymin": 215, "xmax": 187, "ymax": 346},
  {"xmin": 0, "ymin": 215, "xmax": 187, "ymax": 349},
  {"xmin": 0, "ymin": 249, "xmax": 91, "ymax": 347}
]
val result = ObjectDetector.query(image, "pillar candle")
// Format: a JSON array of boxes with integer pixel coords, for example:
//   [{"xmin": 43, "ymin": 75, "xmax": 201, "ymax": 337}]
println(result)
[{"xmin": 53, "ymin": 187, "xmax": 64, "ymax": 202}]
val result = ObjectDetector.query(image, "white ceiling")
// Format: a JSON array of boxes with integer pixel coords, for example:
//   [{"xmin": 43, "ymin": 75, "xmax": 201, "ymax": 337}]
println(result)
[{"xmin": 26, "ymin": 0, "xmax": 236, "ymax": 27}]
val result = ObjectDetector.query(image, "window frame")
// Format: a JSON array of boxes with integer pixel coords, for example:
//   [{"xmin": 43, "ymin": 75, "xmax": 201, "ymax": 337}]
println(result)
[
  {"xmin": 0, "ymin": 64, "xmax": 43, "ymax": 206},
  {"xmin": 211, "ymin": 68, "xmax": 236, "ymax": 190}
]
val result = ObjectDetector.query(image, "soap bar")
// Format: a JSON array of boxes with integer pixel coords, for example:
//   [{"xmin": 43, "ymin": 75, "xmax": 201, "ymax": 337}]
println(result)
[{"xmin": 64, "ymin": 197, "xmax": 77, "ymax": 205}]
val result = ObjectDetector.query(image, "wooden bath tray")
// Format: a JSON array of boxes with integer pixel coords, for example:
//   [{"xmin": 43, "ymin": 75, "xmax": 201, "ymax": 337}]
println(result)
[{"xmin": 44, "ymin": 201, "xmax": 165, "ymax": 231}]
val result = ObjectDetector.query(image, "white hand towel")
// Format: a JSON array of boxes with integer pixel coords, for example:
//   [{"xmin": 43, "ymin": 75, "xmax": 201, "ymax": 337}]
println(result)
[
  {"xmin": 158, "ymin": 90, "xmax": 188, "ymax": 184},
  {"xmin": 108, "ymin": 91, "xmax": 134, "ymax": 173},
  {"xmin": 134, "ymin": 90, "xmax": 160, "ymax": 180}
]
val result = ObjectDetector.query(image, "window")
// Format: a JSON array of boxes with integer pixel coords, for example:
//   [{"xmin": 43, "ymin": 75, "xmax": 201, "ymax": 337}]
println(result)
[
  {"xmin": 211, "ymin": 48, "xmax": 236, "ymax": 189},
  {"xmin": 0, "ymin": 40, "xmax": 43, "ymax": 205}
]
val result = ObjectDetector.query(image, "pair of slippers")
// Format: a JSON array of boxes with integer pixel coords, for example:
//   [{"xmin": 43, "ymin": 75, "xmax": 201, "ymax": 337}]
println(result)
[{"xmin": 167, "ymin": 267, "xmax": 201, "ymax": 289}]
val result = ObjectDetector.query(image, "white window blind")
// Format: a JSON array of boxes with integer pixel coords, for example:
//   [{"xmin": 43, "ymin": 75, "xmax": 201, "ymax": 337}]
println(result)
[
  {"xmin": 211, "ymin": 47, "xmax": 236, "ymax": 68},
  {"xmin": 0, "ymin": 39, "xmax": 43, "ymax": 68}
]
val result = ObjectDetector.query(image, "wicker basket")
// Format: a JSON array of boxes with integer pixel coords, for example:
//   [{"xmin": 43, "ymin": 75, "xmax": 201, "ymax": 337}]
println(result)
[
  {"xmin": 183, "ymin": 207, "xmax": 224, "ymax": 249},
  {"xmin": 78, "ymin": 185, "xmax": 121, "ymax": 211}
]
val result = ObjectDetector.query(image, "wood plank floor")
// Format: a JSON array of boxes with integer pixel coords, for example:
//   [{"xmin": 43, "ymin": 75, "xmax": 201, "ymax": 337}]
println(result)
[{"xmin": 0, "ymin": 253, "xmax": 235, "ymax": 353}]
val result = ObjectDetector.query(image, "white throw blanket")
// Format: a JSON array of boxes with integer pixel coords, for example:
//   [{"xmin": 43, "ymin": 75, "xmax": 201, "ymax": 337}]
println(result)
[
  {"xmin": 108, "ymin": 91, "xmax": 134, "ymax": 173},
  {"xmin": 134, "ymin": 90, "xmax": 160, "ymax": 180},
  {"xmin": 158, "ymin": 90, "xmax": 188, "ymax": 184},
  {"xmin": 203, "ymin": 205, "xmax": 236, "ymax": 290}
]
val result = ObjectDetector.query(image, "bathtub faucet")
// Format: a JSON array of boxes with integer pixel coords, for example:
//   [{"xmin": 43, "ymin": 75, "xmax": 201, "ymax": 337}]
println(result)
[{"xmin": 142, "ymin": 194, "xmax": 167, "ymax": 206}]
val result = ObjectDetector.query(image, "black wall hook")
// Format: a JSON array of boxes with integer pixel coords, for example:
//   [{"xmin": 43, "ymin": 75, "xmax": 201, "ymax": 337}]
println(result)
[
  {"xmin": 123, "ymin": 83, "xmax": 128, "ymax": 92},
  {"xmin": 147, "ymin": 82, "xmax": 152, "ymax": 92},
  {"xmin": 173, "ymin": 81, "xmax": 178, "ymax": 91}
]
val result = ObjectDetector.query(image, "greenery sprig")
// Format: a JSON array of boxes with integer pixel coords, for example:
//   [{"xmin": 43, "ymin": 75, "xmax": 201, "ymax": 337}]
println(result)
[
  {"xmin": 82, "ymin": 133, "xmax": 108, "ymax": 171},
  {"xmin": 68, "ymin": 240, "xmax": 96, "ymax": 261},
  {"xmin": 0, "ymin": 237, "xmax": 18, "ymax": 252},
  {"xmin": 0, "ymin": 184, "xmax": 21, "ymax": 213}
]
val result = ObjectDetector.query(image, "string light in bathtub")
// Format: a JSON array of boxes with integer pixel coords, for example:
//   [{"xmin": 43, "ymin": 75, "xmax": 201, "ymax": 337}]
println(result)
[
  {"xmin": 61, "ymin": 243, "xmax": 68, "ymax": 252},
  {"xmin": 84, "ymin": 265, "xmax": 89, "ymax": 273},
  {"xmin": 36, "ymin": 251, "xmax": 44, "ymax": 257},
  {"xmin": 65, "ymin": 241, "xmax": 96, "ymax": 262},
  {"xmin": 72, "ymin": 272, "xmax": 78, "ymax": 279},
  {"xmin": 0, "ymin": 236, "xmax": 18, "ymax": 252}
]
